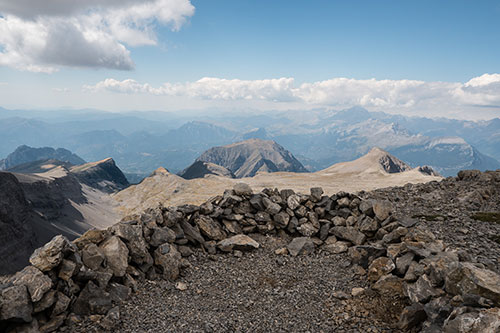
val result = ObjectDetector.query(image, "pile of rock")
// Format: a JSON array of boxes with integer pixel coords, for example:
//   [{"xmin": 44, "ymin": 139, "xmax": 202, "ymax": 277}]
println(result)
[{"xmin": 1, "ymin": 181, "xmax": 499, "ymax": 332}]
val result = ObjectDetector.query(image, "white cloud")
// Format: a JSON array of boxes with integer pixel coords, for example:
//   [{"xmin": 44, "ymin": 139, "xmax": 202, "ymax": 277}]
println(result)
[
  {"xmin": 52, "ymin": 87, "xmax": 70, "ymax": 93},
  {"xmin": 83, "ymin": 74, "xmax": 500, "ymax": 117},
  {"xmin": 84, "ymin": 77, "xmax": 297, "ymax": 101},
  {"xmin": 0, "ymin": 0, "xmax": 194, "ymax": 72}
]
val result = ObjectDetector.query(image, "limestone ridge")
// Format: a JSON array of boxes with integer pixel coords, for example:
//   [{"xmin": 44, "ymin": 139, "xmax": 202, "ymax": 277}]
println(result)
[
  {"xmin": 186, "ymin": 138, "xmax": 308, "ymax": 178},
  {"xmin": 178, "ymin": 161, "xmax": 235, "ymax": 179},
  {"xmin": 70, "ymin": 158, "xmax": 130, "ymax": 193},
  {"xmin": 0, "ymin": 145, "xmax": 85, "ymax": 170},
  {"xmin": 1, "ymin": 171, "xmax": 500, "ymax": 332}
]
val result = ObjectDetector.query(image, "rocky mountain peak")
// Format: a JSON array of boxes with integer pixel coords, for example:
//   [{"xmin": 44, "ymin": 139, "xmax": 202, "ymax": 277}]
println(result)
[
  {"xmin": 190, "ymin": 138, "xmax": 308, "ymax": 178},
  {"xmin": 70, "ymin": 157, "xmax": 129, "ymax": 193}
]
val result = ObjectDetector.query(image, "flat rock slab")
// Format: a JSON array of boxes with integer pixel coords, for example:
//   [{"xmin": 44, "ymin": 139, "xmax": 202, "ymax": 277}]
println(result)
[{"xmin": 217, "ymin": 234, "xmax": 260, "ymax": 252}]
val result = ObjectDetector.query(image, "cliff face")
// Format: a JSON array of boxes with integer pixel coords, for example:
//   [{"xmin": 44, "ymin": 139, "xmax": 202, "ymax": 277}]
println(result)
[
  {"xmin": 0, "ymin": 172, "xmax": 37, "ymax": 273},
  {"xmin": 70, "ymin": 158, "xmax": 130, "ymax": 193}
]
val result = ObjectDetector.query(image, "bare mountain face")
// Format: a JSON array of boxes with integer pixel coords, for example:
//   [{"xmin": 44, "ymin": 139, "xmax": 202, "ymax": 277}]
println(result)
[
  {"xmin": 0, "ymin": 144, "xmax": 85, "ymax": 170},
  {"xmin": 114, "ymin": 147, "xmax": 440, "ymax": 215},
  {"xmin": 70, "ymin": 157, "xmax": 130, "ymax": 193},
  {"xmin": 190, "ymin": 139, "xmax": 308, "ymax": 178},
  {"xmin": 179, "ymin": 161, "xmax": 235, "ymax": 179},
  {"xmin": 0, "ymin": 158, "xmax": 129, "ymax": 274}
]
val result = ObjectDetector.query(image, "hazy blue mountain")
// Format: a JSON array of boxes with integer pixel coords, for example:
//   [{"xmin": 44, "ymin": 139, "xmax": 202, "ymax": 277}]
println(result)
[{"xmin": 0, "ymin": 145, "xmax": 85, "ymax": 170}]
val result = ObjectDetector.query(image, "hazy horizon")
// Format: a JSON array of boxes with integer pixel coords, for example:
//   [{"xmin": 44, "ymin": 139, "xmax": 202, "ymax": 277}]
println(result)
[{"xmin": 1, "ymin": 1, "xmax": 500, "ymax": 120}]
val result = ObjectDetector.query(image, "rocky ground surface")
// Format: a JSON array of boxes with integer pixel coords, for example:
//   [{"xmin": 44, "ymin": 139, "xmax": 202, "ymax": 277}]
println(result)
[
  {"xmin": 2, "ymin": 169, "xmax": 499, "ymax": 333},
  {"xmin": 366, "ymin": 170, "xmax": 500, "ymax": 274},
  {"xmin": 68, "ymin": 235, "xmax": 404, "ymax": 333}
]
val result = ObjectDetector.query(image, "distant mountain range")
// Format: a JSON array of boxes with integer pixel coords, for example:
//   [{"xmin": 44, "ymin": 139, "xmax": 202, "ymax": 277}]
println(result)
[{"xmin": 1, "ymin": 106, "xmax": 499, "ymax": 177}]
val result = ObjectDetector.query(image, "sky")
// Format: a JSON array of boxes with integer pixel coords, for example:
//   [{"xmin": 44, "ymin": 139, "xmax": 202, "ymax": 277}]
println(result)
[{"xmin": 0, "ymin": 0, "xmax": 499, "ymax": 120}]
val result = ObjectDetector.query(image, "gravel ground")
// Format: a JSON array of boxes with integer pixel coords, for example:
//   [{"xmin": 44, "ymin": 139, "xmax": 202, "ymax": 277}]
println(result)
[{"xmin": 68, "ymin": 234, "xmax": 405, "ymax": 333}]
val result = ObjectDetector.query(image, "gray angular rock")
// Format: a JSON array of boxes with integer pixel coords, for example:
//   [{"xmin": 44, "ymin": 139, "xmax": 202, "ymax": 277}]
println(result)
[
  {"xmin": 233, "ymin": 183, "xmax": 253, "ymax": 196},
  {"xmin": 273, "ymin": 211, "xmax": 290, "ymax": 228},
  {"xmin": 150, "ymin": 227, "xmax": 176, "ymax": 247},
  {"xmin": 180, "ymin": 220, "xmax": 205, "ymax": 245},
  {"xmin": 330, "ymin": 226, "xmax": 366, "ymax": 245},
  {"xmin": 58, "ymin": 259, "xmax": 77, "ymax": 281},
  {"xmin": 10, "ymin": 266, "xmax": 52, "ymax": 302},
  {"xmin": 52, "ymin": 291, "xmax": 71, "ymax": 316},
  {"xmin": 445, "ymin": 262, "xmax": 500, "ymax": 306},
  {"xmin": 262, "ymin": 197, "xmax": 281, "ymax": 215},
  {"xmin": 405, "ymin": 274, "xmax": 444, "ymax": 304},
  {"xmin": 310, "ymin": 187, "xmax": 323, "ymax": 202},
  {"xmin": 0, "ymin": 285, "xmax": 32, "ymax": 322},
  {"xmin": 297, "ymin": 222, "xmax": 319, "ymax": 237},
  {"xmin": 82, "ymin": 243, "xmax": 105, "ymax": 270},
  {"xmin": 359, "ymin": 200, "xmax": 374, "ymax": 217},
  {"xmin": 195, "ymin": 215, "xmax": 226, "ymax": 241},
  {"xmin": 112, "ymin": 223, "xmax": 151, "ymax": 266},
  {"xmin": 33, "ymin": 289, "xmax": 56, "ymax": 313},
  {"xmin": 72, "ymin": 280, "xmax": 112, "ymax": 315},
  {"xmin": 443, "ymin": 307, "xmax": 500, "ymax": 333},
  {"xmin": 287, "ymin": 237, "xmax": 315, "ymax": 257},
  {"xmin": 372, "ymin": 200, "xmax": 392, "ymax": 221},
  {"xmin": 396, "ymin": 252, "xmax": 415, "ymax": 276},
  {"xmin": 29, "ymin": 235, "xmax": 70, "ymax": 272},
  {"xmin": 99, "ymin": 236, "xmax": 129, "ymax": 277},
  {"xmin": 358, "ymin": 216, "xmax": 379, "ymax": 234},
  {"xmin": 217, "ymin": 234, "xmax": 260, "ymax": 252},
  {"xmin": 154, "ymin": 243, "xmax": 182, "ymax": 281}
]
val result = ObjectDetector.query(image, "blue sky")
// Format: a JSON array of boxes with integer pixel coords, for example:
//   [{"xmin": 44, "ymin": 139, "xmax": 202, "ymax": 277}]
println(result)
[{"xmin": 0, "ymin": 0, "xmax": 499, "ymax": 119}]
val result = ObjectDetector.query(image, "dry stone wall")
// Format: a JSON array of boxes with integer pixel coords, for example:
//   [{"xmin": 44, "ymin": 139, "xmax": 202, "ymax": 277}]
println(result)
[{"xmin": 1, "ymin": 177, "xmax": 500, "ymax": 332}]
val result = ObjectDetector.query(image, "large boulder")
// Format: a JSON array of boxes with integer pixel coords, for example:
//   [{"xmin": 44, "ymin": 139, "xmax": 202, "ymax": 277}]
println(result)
[
  {"xmin": 82, "ymin": 243, "xmax": 105, "ymax": 270},
  {"xmin": 445, "ymin": 262, "xmax": 500, "ymax": 306},
  {"xmin": 195, "ymin": 215, "xmax": 226, "ymax": 241},
  {"xmin": 29, "ymin": 235, "xmax": 71, "ymax": 272},
  {"xmin": 217, "ymin": 234, "xmax": 260, "ymax": 252},
  {"xmin": 72, "ymin": 281, "xmax": 112, "ymax": 315},
  {"xmin": 99, "ymin": 236, "xmax": 129, "ymax": 277},
  {"xmin": 443, "ymin": 307, "xmax": 500, "ymax": 333},
  {"xmin": 372, "ymin": 200, "xmax": 392, "ymax": 221},
  {"xmin": 0, "ymin": 285, "xmax": 32, "ymax": 322},
  {"xmin": 154, "ymin": 243, "xmax": 182, "ymax": 281},
  {"xmin": 331, "ymin": 227, "xmax": 366, "ymax": 245},
  {"xmin": 112, "ymin": 223, "xmax": 152, "ymax": 266},
  {"xmin": 10, "ymin": 266, "xmax": 52, "ymax": 302}
]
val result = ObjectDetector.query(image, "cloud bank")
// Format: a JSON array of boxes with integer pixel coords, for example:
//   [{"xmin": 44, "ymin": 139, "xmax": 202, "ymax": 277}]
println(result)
[
  {"xmin": 83, "ymin": 74, "xmax": 500, "ymax": 112},
  {"xmin": 0, "ymin": 0, "xmax": 194, "ymax": 72}
]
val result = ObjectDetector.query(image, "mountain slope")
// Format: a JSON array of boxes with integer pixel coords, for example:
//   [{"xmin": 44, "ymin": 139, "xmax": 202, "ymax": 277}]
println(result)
[
  {"xmin": 194, "ymin": 139, "xmax": 308, "ymax": 178},
  {"xmin": 179, "ymin": 161, "xmax": 235, "ymax": 179},
  {"xmin": 0, "ymin": 145, "xmax": 85, "ymax": 170},
  {"xmin": 113, "ymin": 147, "xmax": 441, "ymax": 215}
]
